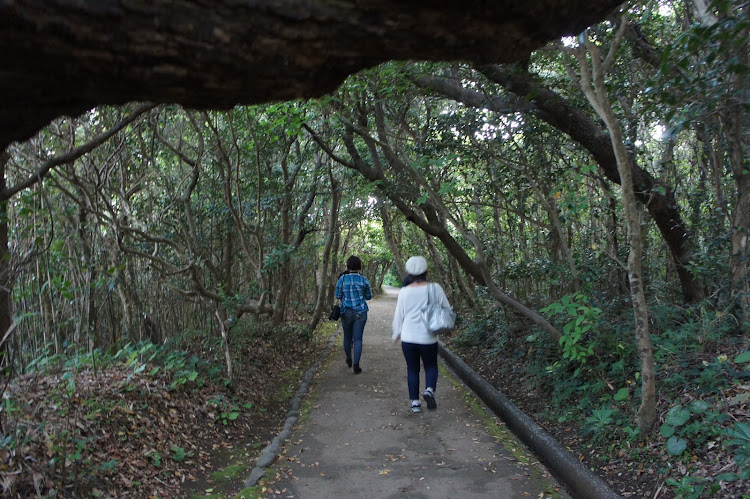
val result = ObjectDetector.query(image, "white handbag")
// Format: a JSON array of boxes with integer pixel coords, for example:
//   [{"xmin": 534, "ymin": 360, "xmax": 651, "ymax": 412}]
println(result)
[{"xmin": 421, "ymin": 283, "xmax": 456, "ymax": 334}]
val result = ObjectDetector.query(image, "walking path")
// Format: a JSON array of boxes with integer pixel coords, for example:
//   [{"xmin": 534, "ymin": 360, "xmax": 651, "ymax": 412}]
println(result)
[{"xmin": 262, "ymin": 287, "xmax": 566, "ymax": 498}]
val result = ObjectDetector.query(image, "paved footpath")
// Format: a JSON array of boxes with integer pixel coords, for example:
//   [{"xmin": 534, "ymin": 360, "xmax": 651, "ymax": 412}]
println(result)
[{"xmin": 265, "ymin": 287, "xmax": 565, "ymax": 498}]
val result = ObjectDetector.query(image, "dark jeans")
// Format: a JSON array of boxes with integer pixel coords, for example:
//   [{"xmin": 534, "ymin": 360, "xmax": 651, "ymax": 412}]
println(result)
[
  {"xmin": 341, "ymin": 309, "xmax": 367, "ymax": 365},
  {"xmin": 401, "ymin": 341, "xmax": 438, "ymax": 400}
]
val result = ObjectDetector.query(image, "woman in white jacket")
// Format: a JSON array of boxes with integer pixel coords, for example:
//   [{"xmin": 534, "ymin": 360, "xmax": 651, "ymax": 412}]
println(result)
[{"xmin": 392, "ymin": 256, "xmax": 452, "ymax": 413}]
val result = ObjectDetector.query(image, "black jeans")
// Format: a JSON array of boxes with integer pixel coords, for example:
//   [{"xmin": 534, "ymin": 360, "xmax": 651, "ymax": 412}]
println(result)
[{"xmin": 401, "ymin": 341, "xmax": 438, "ymax": 400}]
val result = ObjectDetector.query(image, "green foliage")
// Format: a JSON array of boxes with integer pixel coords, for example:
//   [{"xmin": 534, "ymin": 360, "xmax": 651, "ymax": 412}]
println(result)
[
  {"xmin": 170, "ymin": 445, "xmax": 192, "ymax": 462},
  {"xmin": 2, "ymin": 4, "xmax": 748, "ymax": 495},
  {"xmin": 665, "ymin": 475, "xmax": 707, "ymax": 499},
  {"xmin": 655, "ymin": 10, "xmax": 750, "ymax": 130},
  {"xmin": 724, "ymin": 422, "xmax": 750, "ymax": 473},
  {"xmin": 262, "ymin": 243, "xmax": 297, "ymax": 273},
  {"xmin": 659, "ymin": 401, "xmax": 723, "ymax": 458},
  {"xmin": 147, "ymin": 450, "xmax": 162, "ymax": 467},
  {"xmin": 118, "ymin": 341, "xmax": 219, "ymax": 389},
  {"xmin": 650, "ymin": 304, "xmax": 737, "ymax": 394},
  {"xmin": 666, "ymin": 435, "xmax": 688, "ymax": 456},
  {"xmin": 586, "ymin": 407, "xmax": 617, "ymax": 431},
  {"xmin": 98, "ymin": 459, "xmax": 119, "ymax": 472},
  {"xmin": 383, "ymin": 265, "xmax": 404, "ymax": 287},
  {"xmin": 207, "ymin": 394, "xmax": 252, "ymax": 425},
  {"xmin": 734, "ymin": 351, "xmax": 750, "ymax": 365},
  {"xmin": 613, "ymin": 387, "xmax": 630, "ymax": 402},
  {"xmin": 62, "ymin": 371, "xmax": 76, "ymax": 396},
  {"xmin": 541, "ymin": 293, "xmax": 602, "ymax": 363},
  {"xmin": 221, "ymin": 409, "xmax": 240, "ymax": 425},
  {"xmin": 26, "ymin": 342, "xmax": 221, "ymax": 396}
]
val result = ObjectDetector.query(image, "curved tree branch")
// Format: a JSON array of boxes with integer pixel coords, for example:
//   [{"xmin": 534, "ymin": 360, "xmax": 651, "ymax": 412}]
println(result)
[{"xmin": 2, "ymin": 103, "xmax": 156, "ymax": 198}]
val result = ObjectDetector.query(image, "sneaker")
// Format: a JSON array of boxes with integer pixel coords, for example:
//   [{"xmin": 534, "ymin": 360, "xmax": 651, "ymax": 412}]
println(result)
[
  {"xmin": 346, "ymin": 358, "xmax": 352, "ymax": 368},
  {"xmin": 410, "ymin": 400, "xmax": 422, "ymax": 413},
  {"xmin": 353, "ymin": 364, "xmax": 362, "ymax": 374},
  {"xmin": 422, "ymin": 388, "xmax": 437, "ymax": 410}
]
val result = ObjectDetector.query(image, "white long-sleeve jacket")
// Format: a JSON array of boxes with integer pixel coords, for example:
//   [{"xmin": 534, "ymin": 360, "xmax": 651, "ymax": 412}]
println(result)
[{"xmin": 392, "ymin": 282, "xmax": 451, "ymax": 345}]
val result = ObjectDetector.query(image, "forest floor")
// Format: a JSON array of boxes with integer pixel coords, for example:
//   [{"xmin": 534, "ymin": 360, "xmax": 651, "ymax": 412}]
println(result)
[{"xmin": 0, "ymin": 325, "xmax": 333, "ymax": 498}]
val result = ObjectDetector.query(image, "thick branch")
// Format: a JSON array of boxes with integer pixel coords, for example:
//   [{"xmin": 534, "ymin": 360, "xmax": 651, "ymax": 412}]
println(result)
[
  {"xmin": 409, "ymin": 73, "xmax": 535, "ymax": 114},
  {"xmin": 1, "ymin": 0, "xmax": 623, "ymax": 148}
]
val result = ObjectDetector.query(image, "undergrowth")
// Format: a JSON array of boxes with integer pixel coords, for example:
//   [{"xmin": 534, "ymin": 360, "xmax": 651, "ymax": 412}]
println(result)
[{"xmin": 449, "ymin": 291, "xmax": 750, "ymax": 498}]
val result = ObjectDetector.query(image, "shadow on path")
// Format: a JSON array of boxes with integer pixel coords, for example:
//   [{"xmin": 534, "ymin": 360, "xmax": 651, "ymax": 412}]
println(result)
[{"xmin": 257, "ymin": 288, "xmax": 565, "ymax": 498}]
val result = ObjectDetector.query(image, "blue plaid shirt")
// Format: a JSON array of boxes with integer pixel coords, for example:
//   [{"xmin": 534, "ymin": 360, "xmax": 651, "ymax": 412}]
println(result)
[{"xmin": 335, "ymin": 272, "xmax": 372, "ymax": 313}]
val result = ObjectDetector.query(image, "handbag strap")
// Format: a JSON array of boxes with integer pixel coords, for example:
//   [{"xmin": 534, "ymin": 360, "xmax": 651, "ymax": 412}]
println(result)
[{"xmin": 421, "ymin": 283, "xmax": 439, "ymax": 332}]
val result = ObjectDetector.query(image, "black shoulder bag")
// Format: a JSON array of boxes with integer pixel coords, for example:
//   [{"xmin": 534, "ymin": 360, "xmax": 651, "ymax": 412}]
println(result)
[{"xmin": 329, "ymin": 302, "xmax": 341, "ymax": 321}]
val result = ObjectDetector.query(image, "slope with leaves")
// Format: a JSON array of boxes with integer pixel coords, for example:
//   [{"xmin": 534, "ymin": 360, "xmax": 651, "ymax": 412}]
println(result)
[{"xmin": 0, "ymin": 322, "xmax": 328, "ymax": 498}]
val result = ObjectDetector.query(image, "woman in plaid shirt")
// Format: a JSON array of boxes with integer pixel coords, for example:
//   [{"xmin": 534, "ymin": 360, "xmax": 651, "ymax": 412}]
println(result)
[{"xmin": 335, "ymin": 256, "xmax": 373, "ymax": 374}]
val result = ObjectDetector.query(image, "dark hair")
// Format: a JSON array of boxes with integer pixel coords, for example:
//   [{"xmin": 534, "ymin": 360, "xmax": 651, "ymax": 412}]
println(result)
[
  {"xmin": 409, "ymin": 272, "xmax": 428, "ymax": 283},
  {"xmin": 346, "ymin": 255, "xmax": 362, "ymax": 271},
  {"xmin": 402, "ymin": 274, "xmax": 429, "ymax": 286}
]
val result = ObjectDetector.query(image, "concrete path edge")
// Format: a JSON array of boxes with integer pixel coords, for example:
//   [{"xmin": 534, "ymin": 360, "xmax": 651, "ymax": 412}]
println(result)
[
  {"xmin": 438, "ymin": 340, "xmax": 622, "ymax": 499},
  {"xmin": 243, "ymin": 327, "xmax": 339, "ymax": 488}
]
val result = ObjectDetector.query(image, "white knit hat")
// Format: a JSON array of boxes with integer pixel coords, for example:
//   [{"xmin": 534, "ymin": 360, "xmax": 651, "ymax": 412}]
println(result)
[{"xmin": 405, "ymin": 256, "xmax": 428, "ymax": 275}]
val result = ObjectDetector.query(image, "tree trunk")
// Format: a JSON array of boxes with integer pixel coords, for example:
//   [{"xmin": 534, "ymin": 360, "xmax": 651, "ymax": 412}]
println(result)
[
  {"xmin": 215, "ymin": 306, "xmax": 234, "ymax": 383},
  {"xmin": 528, "ymin": 172, "xmax": 581, "ymax": 293},
  {"xmin": 379, "ymin": 203, "xmax": 406, "ymax": 279},
  {"xmin": 113, "ymin": 255, "xmax": 133, "ymax": 340},
  {"xmin": 426, "ymin": 237, "xmax": 450, "ymax": 290},
  {"xmin": 374, "ymin": 261, "xmax": 391, "ymax": 291},
  {"xmin": 0, "ymin": 155, "xmax": 10, "ymax": 375},
  {"xmin": 272, "ymin": 151, "xmax": 294, "ymax": 326},
  {"xmin": 310, "ymin": 169, "xmax": 341, "ymax": 329},
  {"xmin": 724, "ymin": 11, "xmax": 749, "ymax": 324},
  {"xmin": 77, "ymin": 207, "xmax": 99, "ymax": 350},
  {"xmin": 328, "ymin": 231, "xmax": 342, "ymax": 306},
  {"xmin": 36, "ymin": 251, "xmax": 54, "ymax": 350},
  {"xmin": 728, "ymin": 110, "xmax": 750, "ymax": 323},
  {"xmin": 448, "ymin": 252, "xmax": 476, "ymax": 308},
  {"xmin": 695, "ymin": 123, "xmax": 729, "ymax": 228},
  {"xmin": 572, "ymin": 31, "xmax": 657, "ymax": 432}
]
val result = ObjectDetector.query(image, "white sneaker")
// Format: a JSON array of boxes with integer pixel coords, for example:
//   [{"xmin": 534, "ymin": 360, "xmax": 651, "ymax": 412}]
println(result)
[{"xmin": 411, "ymin": 400, "xmax": 422, "ymax": 413}]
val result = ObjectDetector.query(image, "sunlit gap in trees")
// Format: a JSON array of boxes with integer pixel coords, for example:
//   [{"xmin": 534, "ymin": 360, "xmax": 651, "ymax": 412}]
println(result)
[
  {"xmin": 561, "ymin": 36, "xmax": 578, "ymax": 48},
  {"xmin": 442, "ymin": 106, "xmax": 523, "ymax": 142},
  {"xmin": 438, "ymin": 104, "xmax": 520, "ymax": 142},
  {"xmin": 635, "ymin": 123, "xmax": 670, "ymax": 148},
  {"xmin": 560, "ymin": 0, "xmax": 673, "ymax": 48},
  {"xmin": 477, "ymin": 115, "xmax": 522, "ymax": 142},
  {"xmin": 356, "ymin": 200, "xmax": 384, "ymax": 258},
  {"xmin": 352, "ymin": 196, "xmax": 378, "ymax": 209},
  {"xmin": 658, "ymin": 1, "xmax": 675, "ymax": 17}
]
